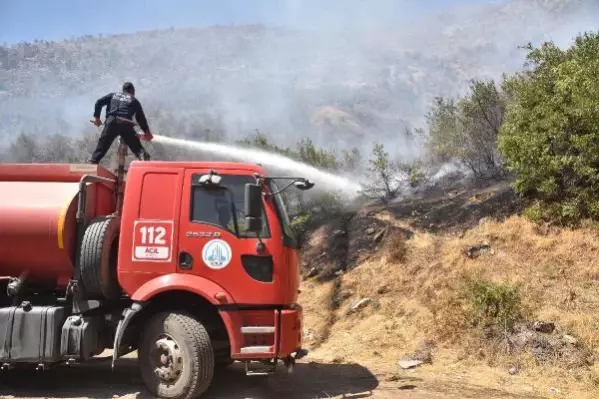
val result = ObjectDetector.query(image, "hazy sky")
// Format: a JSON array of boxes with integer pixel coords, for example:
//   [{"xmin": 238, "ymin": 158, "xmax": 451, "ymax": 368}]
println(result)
[{"xmin": 0, "ymin": 0, "xmax": 485, "ymax": 43}]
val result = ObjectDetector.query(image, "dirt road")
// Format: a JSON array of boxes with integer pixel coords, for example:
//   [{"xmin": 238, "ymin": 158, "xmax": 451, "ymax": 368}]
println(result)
[{"xmin": 0, "ymin": 352, "xmax": 540, "ymax": 399}]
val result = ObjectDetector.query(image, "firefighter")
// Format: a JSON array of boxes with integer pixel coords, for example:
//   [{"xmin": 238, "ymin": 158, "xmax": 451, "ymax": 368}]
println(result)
[{"xmin": 89, "ymin": 82, "xmax": 153, "ymax": 164}]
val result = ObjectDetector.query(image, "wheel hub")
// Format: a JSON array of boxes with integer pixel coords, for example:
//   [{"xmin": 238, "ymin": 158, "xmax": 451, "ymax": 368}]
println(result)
[{"xmin": 151, "ymin": 335, "xmax": 183, "ymax": 383}]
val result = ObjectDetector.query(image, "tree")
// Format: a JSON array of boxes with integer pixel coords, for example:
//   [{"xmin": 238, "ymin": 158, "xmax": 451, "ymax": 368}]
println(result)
[
  {"xmin": 361, "ymin": 142, "xmax": 405, "ymax": 203},
  {"xmin": 296, "ymin": 138, "xmax": 339, "ymax": 171},
  {"xmin": 425, "ymin": 79, "xmax": 505, "ymax": 179},
  {"xmin": 498, "ymin": 32, "xmax": 599, "ymax": 224},
  {"xmin": 236, "ymin": 130, "xmax": 294, "ymax": 158}
]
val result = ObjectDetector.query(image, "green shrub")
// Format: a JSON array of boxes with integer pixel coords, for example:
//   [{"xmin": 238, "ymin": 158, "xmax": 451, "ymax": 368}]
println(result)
[
  {"xmin": 398, "ymin": 160, "xmax": 430, "ymax": 188},
  {"xmin": 463, "ymin": 278, "xmax": 522, "ymax": 330},
  {"xmin": 290, "ymin": 212, "xmax": 314, "ymax": 247},
  {"xmin": 522, "ymin": 201, "xmax": 543, "ymax": 223},
  {"xmin": 498, "ymin": 32, "xmax": 599, "ymax": 226},
  {"xmin": 291, "ymin": 213, "xmax": 313, "ymax": 234},
  {"xmin": 408, "ymin": 166, "xmax": 425, "ymax": 187}
]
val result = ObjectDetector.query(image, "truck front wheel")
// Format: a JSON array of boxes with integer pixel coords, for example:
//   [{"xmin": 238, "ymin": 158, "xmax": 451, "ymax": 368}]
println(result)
[{"xmin": 138, "ymin": 312, "xmax": 214, "ymax": 399}]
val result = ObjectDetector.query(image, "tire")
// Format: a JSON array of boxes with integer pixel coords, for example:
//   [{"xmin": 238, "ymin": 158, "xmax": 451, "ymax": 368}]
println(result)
[
  {"xmin": 79, "ymin": 215, "xmax": 121, "ymax": 300},
  {"xmin": 139, "ymin": 311, "xmax": 215, "ymax": 399}
]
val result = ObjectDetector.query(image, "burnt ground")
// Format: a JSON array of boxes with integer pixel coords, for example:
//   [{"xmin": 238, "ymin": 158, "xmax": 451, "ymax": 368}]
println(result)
[
  {"xmin": 387, "ymin": 181, "xmax": 525, "ymax": 235},
  {"xmin": 300, "ymin": 179, "xmax": 523, "ymax": 282},
  {"xmin": 300, "ymin": 215, "xmax": 352, "ymax": 282}
]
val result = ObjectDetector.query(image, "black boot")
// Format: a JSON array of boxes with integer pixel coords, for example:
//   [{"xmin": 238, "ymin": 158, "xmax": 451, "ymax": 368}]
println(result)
[{"xmin": 136, "ymin": 150, "xmax": 151, "ymax": 161}]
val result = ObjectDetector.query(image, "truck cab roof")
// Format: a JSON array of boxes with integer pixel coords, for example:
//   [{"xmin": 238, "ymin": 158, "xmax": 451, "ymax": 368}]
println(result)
[
  {"xmin": 0, "ymin": 161, "xmax": 268, "ymax": 183},
  {"xmin": 128, "ymin": 160, "xmax": 268, "ymax": 176}
]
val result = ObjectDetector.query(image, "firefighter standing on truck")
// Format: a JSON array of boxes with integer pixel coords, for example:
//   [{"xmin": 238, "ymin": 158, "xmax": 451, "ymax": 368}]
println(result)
[{"xmin": 89, "ymin": 82, "xmax": 153, "ymax": 164}]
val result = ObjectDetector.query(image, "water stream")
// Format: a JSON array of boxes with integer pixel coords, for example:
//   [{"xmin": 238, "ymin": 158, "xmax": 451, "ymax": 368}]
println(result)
[{"xmin": 152, "ymin": 135, "xmax": 363, "ymax": 199}]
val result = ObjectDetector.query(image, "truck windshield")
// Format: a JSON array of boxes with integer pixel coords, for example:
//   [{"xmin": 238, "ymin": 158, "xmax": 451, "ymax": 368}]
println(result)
[
  {"xmin": 191, "ymin": 175, "xmax": 270, "ymax": 238},
  {"xmin": 268, "ymin": 180, "xmax": 297, "ymax": 247}
]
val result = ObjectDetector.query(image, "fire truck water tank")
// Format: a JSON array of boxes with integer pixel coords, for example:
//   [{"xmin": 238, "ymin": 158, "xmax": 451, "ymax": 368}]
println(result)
[{"xmin": 0, "ymin": 165, "xmax": 116, "ymax": 289}]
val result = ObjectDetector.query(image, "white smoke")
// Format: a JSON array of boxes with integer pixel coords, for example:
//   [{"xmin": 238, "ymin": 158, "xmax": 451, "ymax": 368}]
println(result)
[{"xmin": 0, "ymin": 0, "xmax": 597, "ymax": 161}]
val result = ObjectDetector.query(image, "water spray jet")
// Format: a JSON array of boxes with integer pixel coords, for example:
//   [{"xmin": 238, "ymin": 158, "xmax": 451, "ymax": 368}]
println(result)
[{"xmin": 152, "ymin": 135, "xmax": 363, "ymax": 200}]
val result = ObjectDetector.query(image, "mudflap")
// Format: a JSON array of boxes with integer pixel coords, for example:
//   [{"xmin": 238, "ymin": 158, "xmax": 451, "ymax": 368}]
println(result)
[{"xmin": 111, "ymin": 302, "xmax": 144, "ymax": 369}]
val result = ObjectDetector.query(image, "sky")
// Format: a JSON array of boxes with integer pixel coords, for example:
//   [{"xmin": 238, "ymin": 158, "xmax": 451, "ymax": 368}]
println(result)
[{"xmin": 0, "ymin": 0, "xmax": 486, "ymax": 44}]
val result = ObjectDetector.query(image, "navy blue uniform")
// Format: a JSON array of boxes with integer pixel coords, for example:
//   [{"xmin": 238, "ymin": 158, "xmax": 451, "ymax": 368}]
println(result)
[{"xmin": 89, "ymin": 91, "xmax": 151, "ymax": 163}]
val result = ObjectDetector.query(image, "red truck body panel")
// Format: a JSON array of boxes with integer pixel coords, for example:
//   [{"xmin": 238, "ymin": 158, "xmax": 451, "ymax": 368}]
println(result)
[
  {"xmin": 0, "ymin": 164, "xmax": 115, "ymax": 287},
  {"xmin": 117, "ymin": 161, "xmax": 299, "ymax": 305}
]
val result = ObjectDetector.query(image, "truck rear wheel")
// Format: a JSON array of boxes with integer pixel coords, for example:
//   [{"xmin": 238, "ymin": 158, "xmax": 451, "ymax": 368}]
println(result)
[
  {"xmin": 79, "ymin": 215, "xmax": 121, "ymax": 300},
  {"xmin": 139, "ymin": 311, "xmax": 215, "ymax": 399}
]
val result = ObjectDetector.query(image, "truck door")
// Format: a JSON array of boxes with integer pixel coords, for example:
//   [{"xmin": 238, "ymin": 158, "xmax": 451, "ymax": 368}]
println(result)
[{"xmin": 177, "ymin": 169, "xmax": 284, "ymax": 304}]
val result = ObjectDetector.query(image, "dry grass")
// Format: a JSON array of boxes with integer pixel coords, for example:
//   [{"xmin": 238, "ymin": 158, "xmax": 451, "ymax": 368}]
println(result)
[
  {"xmin": 299, "ymin": 215, "xmax": 599, "ymax": 398},
  {"xmin": 300, "ymin": 279, "xmax": 337, "ymax": 348},
  {"xmin": 383, "ymin": 231, "xmax": 407, "ymax": 264}
]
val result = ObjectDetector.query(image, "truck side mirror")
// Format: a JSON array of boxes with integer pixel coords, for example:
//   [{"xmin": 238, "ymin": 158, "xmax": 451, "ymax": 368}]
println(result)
[
  {"xmin": 293, "ymin": 179, "xmax": 315, "ymax": 191},
  {"xmin": 244, "ymin": 183, "xmax": 263, "ymax": 233}
]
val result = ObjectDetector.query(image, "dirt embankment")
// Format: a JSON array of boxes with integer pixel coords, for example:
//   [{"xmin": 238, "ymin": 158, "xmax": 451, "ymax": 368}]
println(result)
[{"xmin": 299, "ymin": 181, "xmax": 599, "ymax": 399}]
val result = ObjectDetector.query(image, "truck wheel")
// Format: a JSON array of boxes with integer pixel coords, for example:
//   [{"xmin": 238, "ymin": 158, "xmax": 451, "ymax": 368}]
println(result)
[
  {"xmin": 79, "ymin": 215, "xmax": 121, "ymax": 300},
  {"xmin": 139, "ymin": 311, "xmax": 214, "ymax": 399}
]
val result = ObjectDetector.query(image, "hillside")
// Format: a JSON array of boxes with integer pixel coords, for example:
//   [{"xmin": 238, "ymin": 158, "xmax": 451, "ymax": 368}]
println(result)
[
  {"xmin": 1, "ymin": 0, "xmax": 596, "ymax": 153},
  {"xmin": 298, "ymin": 179, "xmax": 599, "ymax": 398}
]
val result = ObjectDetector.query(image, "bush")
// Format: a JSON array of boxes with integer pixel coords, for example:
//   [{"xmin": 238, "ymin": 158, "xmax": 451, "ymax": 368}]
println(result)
[
  {"xmin": 290, "ymin": 213, "xmax": 313, "ymax": 238},
  {"xmin": 523, "ymin": 200, "xmax": 585, "ymax": 226},
  {"xmin": 498, "ymin": 32, "xmax": 599, "ymax": 226},
  {"xmin": 522, "ymin": 201, "xmax": 543, "ymax": 224},
  {"xmin": 397, "ymin": 159, "xmax": 431, "ymax": 189},
  {"xmin": 464, "ymin": 278, "xmax": 522, "ymax": 330},
  {"xmin": 407, "ymin": 165, "xmax": 426, "ymax": 188}
]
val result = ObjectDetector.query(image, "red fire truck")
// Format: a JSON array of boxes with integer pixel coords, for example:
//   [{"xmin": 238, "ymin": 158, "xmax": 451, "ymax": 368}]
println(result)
[{"xmin": 0, "ymin": 140, "xmax": 312, "ymax": 398}]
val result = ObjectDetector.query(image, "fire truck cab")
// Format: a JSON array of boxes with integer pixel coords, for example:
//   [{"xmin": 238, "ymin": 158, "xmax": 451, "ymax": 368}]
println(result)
[{"xmin": 0, "ymin": 157, "xmax": 312, "ymax": 399}]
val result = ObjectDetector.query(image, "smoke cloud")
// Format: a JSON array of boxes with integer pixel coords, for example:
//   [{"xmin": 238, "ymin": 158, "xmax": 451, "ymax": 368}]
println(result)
[{"xmin": 0, "ymin": 0, "xmax": 597, "ymax": 159}]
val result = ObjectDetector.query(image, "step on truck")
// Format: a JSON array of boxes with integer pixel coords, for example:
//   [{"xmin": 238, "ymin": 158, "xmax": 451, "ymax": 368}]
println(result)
[{"xmin": 0, "ymin": 140, "xmax": 313, "ymax": 398}]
